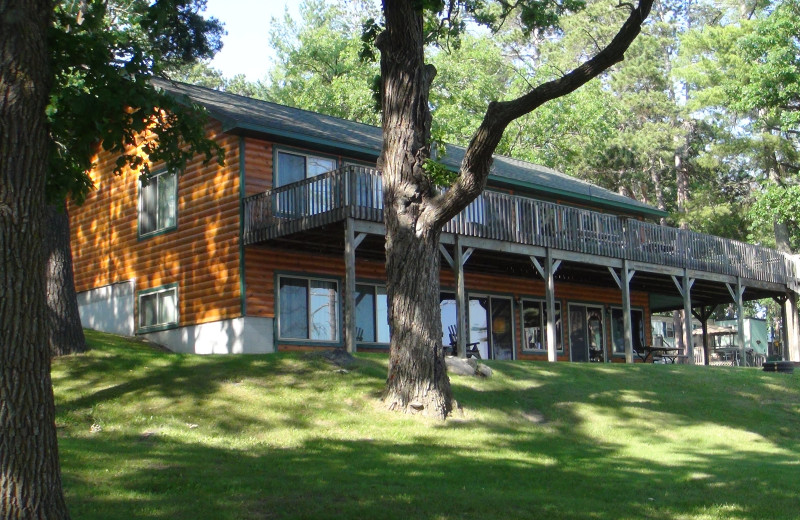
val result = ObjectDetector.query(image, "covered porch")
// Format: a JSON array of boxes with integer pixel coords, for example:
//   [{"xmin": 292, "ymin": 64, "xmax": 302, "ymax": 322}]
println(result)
[{"xmin": 243, "ymin": 166, "xmax": 800, "ymax": 363}]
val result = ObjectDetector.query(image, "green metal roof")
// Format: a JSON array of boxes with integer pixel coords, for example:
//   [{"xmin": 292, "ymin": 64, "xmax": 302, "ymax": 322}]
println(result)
[{"xmin": 154, "ymin": 78, "xmax": 667, "ymax": 219}]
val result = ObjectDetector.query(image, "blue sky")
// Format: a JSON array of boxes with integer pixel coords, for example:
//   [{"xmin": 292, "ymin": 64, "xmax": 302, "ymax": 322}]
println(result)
[{"xmin": 204, "ymin": 0, "xmax": 300, "ymax": 80}]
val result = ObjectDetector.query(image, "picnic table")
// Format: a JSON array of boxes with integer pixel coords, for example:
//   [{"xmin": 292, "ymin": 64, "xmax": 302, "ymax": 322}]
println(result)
[{"xmin": 635, "ymin": 345, "xmax": 682, "ymax": 363}]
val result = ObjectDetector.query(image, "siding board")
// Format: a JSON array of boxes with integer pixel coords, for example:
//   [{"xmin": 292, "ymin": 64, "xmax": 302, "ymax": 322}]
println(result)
[
  {"xmin": 69, "ymin": 121, "xmax": 243, "ymax": 329},
  {"xmin": 245, "ymin": 245, "xmax": 651, "ymax": 358}
]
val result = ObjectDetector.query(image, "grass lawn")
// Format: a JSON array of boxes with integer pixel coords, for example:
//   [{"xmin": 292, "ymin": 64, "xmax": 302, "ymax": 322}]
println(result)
[{"xmin": 53, "ymin": 330, "xmax": 800, "ymax": 519}]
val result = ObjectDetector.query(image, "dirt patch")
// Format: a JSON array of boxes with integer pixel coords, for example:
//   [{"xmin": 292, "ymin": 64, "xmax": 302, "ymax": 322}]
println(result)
[
  {"xmin": 309, "ymin": 348, "xmax": 357, "ymax": 369},
  {"xmin": 522, "ymin": 409, "xmax": 547, "ymax": 424}
]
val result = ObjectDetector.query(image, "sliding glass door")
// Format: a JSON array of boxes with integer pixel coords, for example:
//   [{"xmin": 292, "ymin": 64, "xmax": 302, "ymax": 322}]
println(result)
[
  {"xmin": 468, "ymin": 295, "xmax": 514, "ymax": 360},
  {"xmin": 568, "ymin": 304, "xmax": 604, "ymax": 362}
]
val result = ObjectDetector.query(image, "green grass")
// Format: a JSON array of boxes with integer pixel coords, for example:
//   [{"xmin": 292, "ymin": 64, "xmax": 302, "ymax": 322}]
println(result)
[{"xmin": 54, "ymin": 330, "xmax": 800, "ymax": 520}]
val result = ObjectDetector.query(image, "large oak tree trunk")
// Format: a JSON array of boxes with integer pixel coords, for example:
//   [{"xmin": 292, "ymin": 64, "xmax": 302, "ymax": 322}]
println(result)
[
  {"xmin": 45, "ymin": 205, "xmax": 87, "ymax": 357},
  {"xmin": 378, "ymin": 2, "xmax": 453, "ymax": 418},
  {"xmin": 376, "ymin": 0, "xmax": 653, "ymax": 419},
  {"xmin": 1, "ymin": 0, "xmax": 71, "ymax": 518}
]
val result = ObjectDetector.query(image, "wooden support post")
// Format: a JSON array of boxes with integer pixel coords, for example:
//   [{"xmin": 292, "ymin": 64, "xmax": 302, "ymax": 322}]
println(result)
[
  {"xmin": 344, "ymin": 218, "xmax": 357, "ymax": 353},
  {"xmin": 780, "ymin": 296, "xmax": 789, "ymax": 361},
  {"xmin": 532, "ymin": 250, "xmax": 561, "ymax": 362},
  {"xmin": 622, "ymin": 260, "xmax": 634, "ymax": 364},
  {"xmin": 343, "ymin": 219, "xmax": 367, "ymax": 354},
  {"xmin": 773, "ymin": 295, "xmax": 788, "ymax": 361},
  {"xmin": 787, "ymin": 292, "xmax": 799, "ymax": 361},
  {"xmin": 692, "ymin": 306, "xmax": 713, "ymax": 366},
  {"xmin": 736, "ymin": 279, "xmax": 746, "ymax": 366},
  {"xmin": 683, "ymin": 273, "xmax": 695, "ymax": 365},
  {"xmin": 453, "ymin": 238, "xmax": 473, "ymax": 358},
  {"xmin": 726, "ymin": 279, "xmax": 746, "ymax": 366},
  {"xmin": 672, "ymin": 272, "xmax": 695, "ymax": 365},
  {"xmin": 609, "ymin": 263, "xmax": 635, "ymax": 363}
]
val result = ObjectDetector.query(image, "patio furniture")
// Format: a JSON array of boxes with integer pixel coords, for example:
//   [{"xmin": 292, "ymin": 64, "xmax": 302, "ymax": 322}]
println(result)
[{"xmin": 448, "ymin": 325, "xmax": 481, "ymax": 359}]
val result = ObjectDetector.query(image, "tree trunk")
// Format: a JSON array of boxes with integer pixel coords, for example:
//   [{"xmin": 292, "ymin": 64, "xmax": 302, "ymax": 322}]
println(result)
[
  {"xmin": 378, "ymin": 1, "xmax": 453, "ymax": 419},
  {"xmin": 45, "ymin": 204, "xmax": 87, "ymax": 356},
  {"xmin": 650, "ymin": 163, "xmax": 667, "ymax": 226},
  {"xmin": 1, "ymin": 1, "xmax": 71, "ymax": 518},
  {"xmin": 767, "ymin": 150, "xmax": 792, "ymax": 253},
  {"xmin": 376, "ymin": 0, "xmax": 653, "ymax": 419}
]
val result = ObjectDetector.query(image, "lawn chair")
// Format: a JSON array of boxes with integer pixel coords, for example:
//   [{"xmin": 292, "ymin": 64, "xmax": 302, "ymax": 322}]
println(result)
[{"xmin": 447, "ymin": 324, "xmax": 481, "ymax": 359}]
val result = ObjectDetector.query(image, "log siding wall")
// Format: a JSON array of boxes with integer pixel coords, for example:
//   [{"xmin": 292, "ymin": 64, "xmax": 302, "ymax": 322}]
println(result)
[
  {"xmin": 72, "ymin": 125, "xmax": 652, "ymax": 359},
  {"xmin": 240, "ymin": 137, "xmax": 651, "ymax": 361},
  {"xmin": 244, "ymin": 246, "xmax": 651, "ymax": 361},
  {"xmin": 70, "ymin": 122, "xmax": 242, "ymax": 329}
]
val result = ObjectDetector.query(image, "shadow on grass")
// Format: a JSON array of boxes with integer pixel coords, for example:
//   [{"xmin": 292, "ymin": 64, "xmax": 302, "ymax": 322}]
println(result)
[
  {"xmin": 457, "ymin": 361, "xmax": 800, "ymax": 452},
  {"xmin": 61, "ymin": 428, "xmax": 799, "ymax": 520},
  {"xmin": 56, "ymin": 333, "xmax": 800, "ymax": 519},
  {"xmin": 56, "ymin": 331, "xmax": 390, "ymax": 436}
]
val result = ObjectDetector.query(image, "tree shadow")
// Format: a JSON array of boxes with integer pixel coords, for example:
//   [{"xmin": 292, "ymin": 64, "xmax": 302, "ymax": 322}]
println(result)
[
  {"xmin": 55, "ymin": 345, "xmax": 800, "ymax": 519},
  {"xmin": 61, "ymin": 429, "xmax": 799, "ymax": 520}
]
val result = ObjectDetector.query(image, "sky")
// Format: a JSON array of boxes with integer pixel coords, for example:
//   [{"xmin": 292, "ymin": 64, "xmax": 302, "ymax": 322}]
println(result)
[{"xmin": 203, "ymin": 0, "xmax": 300, "ymax": 81}]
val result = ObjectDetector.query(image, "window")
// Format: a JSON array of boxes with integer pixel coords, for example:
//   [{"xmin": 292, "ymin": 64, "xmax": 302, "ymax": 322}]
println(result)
[
  {"xmin": 610, "ymin": 308, "xmax": 645, "ymax": 355},
  {"xmin": 522, "ymin": 299, "xmax": 562, "ymax": 351},
  {"xmin": 275, "ymin": 150, "xmax": 337, "ymax": 187},
  {"xmin": 138, "ymin": 285, "xmax": 178, "ymax": 331},
  {"xmin": 275, "ymin": 150, "xmax": 337, "ymax": 216},
  {"xmin": 139, "ymin": 170, "xmax": 177, "ymax": 237},
  {"xmin": 278, "ymin": 276, "xmax": 339, "ymax": 342},
  {"xmin": 568, "ymin": 304, "xmax": 604, "ymax": 362},
  {"xmin": 440, "ymin": 292, "xmax": 457, "ymax": 348},
  {"xmin": 355, "ymin": 284, "xmax": 390, "ymax": 343},
  {"xmin": 468, "ymin": 295, "xmax": 514, "ymax": 360}
]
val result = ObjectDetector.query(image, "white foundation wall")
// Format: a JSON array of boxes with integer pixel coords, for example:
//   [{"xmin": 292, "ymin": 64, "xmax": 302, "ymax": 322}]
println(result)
[
  {"xmin": 140, "ymin": 317, "xmax": 275, "ymax": 354},
  {"xmin": 77, "ymin": 280, "xmax": 136, "ymax": 336}
]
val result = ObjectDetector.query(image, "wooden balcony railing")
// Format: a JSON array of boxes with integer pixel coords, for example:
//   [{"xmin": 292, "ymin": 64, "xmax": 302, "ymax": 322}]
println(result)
[{"xmin": 243, "ymin": 166, "xmax": 797, "ymax": 286}]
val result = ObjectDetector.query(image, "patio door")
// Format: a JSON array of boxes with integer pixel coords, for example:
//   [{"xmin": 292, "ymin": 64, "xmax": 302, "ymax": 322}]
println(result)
[
  {"xmin": 468, "ymin": 295, "xmax": 514, "ymax": 360},
  {"xmin": 569, "ymin": 305, "xmax": 604, "ymax": 362}
]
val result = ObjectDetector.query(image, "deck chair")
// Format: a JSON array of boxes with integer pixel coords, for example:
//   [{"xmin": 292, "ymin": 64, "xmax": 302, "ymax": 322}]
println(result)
[{"xmin": 447, "ymin": 324, "xmax": 481, "ymax": 359}]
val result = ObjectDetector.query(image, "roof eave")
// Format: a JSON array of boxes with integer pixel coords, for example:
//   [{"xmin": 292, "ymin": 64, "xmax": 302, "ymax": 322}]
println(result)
[
  {"xmin": 488, "ymin": 175, "xmax": 668, "ymax": 220},
  {"xmin": 222, "ymin": 121, "xmax": 381, "ymax": 161}
]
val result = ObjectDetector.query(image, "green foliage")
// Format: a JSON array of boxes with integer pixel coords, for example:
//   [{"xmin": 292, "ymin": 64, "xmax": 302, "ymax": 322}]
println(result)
[
  {"xmin": 750, "ymin": 181, "xmax": 800, "ymax": 246},
  {"xmin": 266, "ymin": 0, "xmax": 381, "ymax": 125},
  {"xmin": 258, "ymin": 0, "xmax": 800, "ymax": 250},
  {"xmin": 733, "ymin": 0, "xmax": 800, "ymax": 130},
  {"xmin": 423, "ymin": 158, "xmax": 458, "ymax": 187},
  {"xmin": 48, "ymin": 0, "xmax": 225, "ymax": 204},
  {"xmin": 428, "ymin": 35, "xmax": 514, "ymax": 149},
  {"xmin": 681, "ymin": 196, "xmax": 749, "ymax": 241},
  {"xmin": 677, "ymin": 1, "xmax": 800, "ymax": 248}
]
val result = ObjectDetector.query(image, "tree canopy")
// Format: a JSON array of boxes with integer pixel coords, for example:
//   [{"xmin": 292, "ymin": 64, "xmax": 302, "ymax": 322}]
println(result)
[
  {"xmin": 249, "ymin": 0, "xmax": 799, "ymax": 253},
  {"xmin": 48, "ymin": 0, "xmax": 225, "ymax": 204}
]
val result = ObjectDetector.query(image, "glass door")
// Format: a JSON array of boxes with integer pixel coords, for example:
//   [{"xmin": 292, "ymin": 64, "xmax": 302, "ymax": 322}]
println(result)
[
  {"xmin": 468, "ymin": 295, "xmax": 514, "ymax": 360},
  {"xmin": 568, "ymin": 304, "xmax": 604, "ymax": 362}
]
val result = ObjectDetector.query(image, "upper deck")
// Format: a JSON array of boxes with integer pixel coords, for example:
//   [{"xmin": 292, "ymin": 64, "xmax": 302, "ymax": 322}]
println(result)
[{"xmin": 242, "ymin": 166, "xmax": 798, "ymax": 307}]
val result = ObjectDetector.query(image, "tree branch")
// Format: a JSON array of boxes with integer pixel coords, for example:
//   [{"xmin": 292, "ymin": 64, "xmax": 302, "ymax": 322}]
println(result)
[{"xmin": 426, "ymin": 0, "xmax": 655, "ymax": 230}]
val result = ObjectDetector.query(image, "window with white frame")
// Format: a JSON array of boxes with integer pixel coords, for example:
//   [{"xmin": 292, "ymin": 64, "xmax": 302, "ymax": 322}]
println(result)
[
  {"xmin": 610, "ymin": 307, "xmax": 645, "ymax": 355},
  {"xmin": 138, "ymin": 285, "xmax": 178, "ymax": 331},
  {"xmin": 275, "ymin": 150, "xmax": 337, "ymax": 186},
  {"xmin": 275, "ymin": 150, "xmax": 337, "ymax": 216},
  {"xmin": 278, "ymin": 276, "xmax": 339, "ymax": 342},
  {"xmin": 138, "ymin": 170, "xmax": 177, "ymax": 237},
  {"xmin": 521, "ymin": 299, "xmax": 562, "ymax": 351},
  {"xmin": 355, "ymin": 284, "xmax": 390, "ymax": 343}
]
